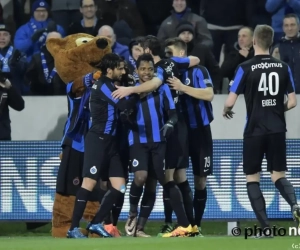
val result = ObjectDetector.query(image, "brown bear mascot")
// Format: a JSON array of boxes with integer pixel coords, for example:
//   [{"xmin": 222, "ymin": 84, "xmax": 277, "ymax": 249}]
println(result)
[{"xmin": 46, "ymin": 33, "xmax": 112, "ymax": 237}]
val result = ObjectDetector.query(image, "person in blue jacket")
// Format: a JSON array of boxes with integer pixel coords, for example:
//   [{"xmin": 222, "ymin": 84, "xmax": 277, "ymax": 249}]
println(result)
[
  {"xmin": 265, "ymin": 0, "xmax": 300, "ymax": 43},
  {"xmin": 14, "ymin": 0, "xmax": 65, "ymax": 62},
  {"xmin": 97, "ymin": 25, "xmax": 130, "ymax": 62}
]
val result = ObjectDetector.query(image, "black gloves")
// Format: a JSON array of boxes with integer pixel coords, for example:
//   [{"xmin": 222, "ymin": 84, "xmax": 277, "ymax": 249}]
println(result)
[
  {"xmin": 160, "ymin": 120, "xmax": 174, "ymax": 138},
  {"xmin": 31, "ymin": 21, "xmax": 57, "ymax": 42},
  {"xmin": 9, "ymin": 50, "xmax": 22, "ymax": 64},
  {"xmin": 120, "ymin": 109, "xmax": 134, "ymax": 124},
  {"xmin": 31, "ymin": 28, "xmax": 46, "ymax": 42},
  {"xmin": 47, "ymin": 20, "xmax": 57, "ymax": 33}
]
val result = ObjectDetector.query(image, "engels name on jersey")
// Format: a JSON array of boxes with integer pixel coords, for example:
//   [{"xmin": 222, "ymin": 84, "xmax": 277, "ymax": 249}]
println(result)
[{"xmin": 262, "ymin": 99, "xmax": 276, "ymax": 107}]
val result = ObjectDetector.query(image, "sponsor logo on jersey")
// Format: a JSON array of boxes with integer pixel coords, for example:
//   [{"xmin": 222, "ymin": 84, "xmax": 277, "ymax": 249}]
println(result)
[{"xmin": 251, "ymin": 62, "xmax": 282, "ymax": 71}]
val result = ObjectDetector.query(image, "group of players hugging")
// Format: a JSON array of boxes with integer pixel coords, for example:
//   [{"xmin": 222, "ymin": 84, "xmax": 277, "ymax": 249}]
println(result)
[{"xmin": 61, "ymin": 35, "xmax": 214, "ymax": 239}]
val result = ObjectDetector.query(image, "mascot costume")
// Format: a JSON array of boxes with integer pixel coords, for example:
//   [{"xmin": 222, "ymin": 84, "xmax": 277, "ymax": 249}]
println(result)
[{"xmin": 46, "ymin": 33, "xmax": 112, "ymax": 237}]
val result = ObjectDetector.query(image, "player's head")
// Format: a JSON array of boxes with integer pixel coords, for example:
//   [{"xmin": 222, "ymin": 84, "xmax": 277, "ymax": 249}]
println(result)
[
  {"xmin": 136, "ymin": 53, "xmax": 155, "ymax": 83},
  {"xmin": 98, "ymin": 53, "xmax": 125, "ymax": 81},
  {"xmin": 140, "ymin": 35, "xmax": 162, "ymax": 57},
  {"xmin": 238, "ymin": 26, "xmax": 253, "ymax": 49},
  {"xmin": 253, "ymin": 25, "xmax": 274, "ymax": 52},
  {"xmin": 164, "ymin": 37, "xmax": 187, "ymax": 58},
  {"xmin": 283, "ymin": 13, "xmax": 300, "ymax": 39}
]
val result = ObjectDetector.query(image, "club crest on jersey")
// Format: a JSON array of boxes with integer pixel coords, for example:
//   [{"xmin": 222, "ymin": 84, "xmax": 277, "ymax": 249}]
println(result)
[
  {"xmin": 185, "ymin": 78, "xmax": 190, "ymax": 85},
  {"xmin": 90, "ymin": 166, "xmax": 97, "ymax": 174},
  {"xmin": 73, "ymin": 177, "xmax": 80, "ymax": 185},
  {"xmin": 132, "ymin": 159, "xmax": 139, "ymax": 167}
]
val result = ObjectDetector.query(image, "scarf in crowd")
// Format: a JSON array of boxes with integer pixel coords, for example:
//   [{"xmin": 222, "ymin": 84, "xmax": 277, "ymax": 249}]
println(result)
[
  {"xmin": 128, "ymin": 55, "xmax": 138, "ymax": 80},
  {"xmin": 40, "ymin": 52, "xmax": 57, "ymax": 84},
  {"xmin": 0, "ymin": 46, "xmax": 13, "ymax": 72},
  {"xmin": 30, "ymin": 18, "xmax": 48, "ymax": 47}
]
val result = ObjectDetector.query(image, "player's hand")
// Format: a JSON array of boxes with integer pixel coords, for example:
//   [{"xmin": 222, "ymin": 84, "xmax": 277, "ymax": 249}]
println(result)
[
  {"xmin": 160, "ymin": 121, "xmax": 174, "ymax": 138},
  {"xmin": 111, "ymin": 86, "xmax": 134, "ymax": 99},
  {"xmin": 223, "ymin": 110, "xmax": 235, "ymax": 119},
  {"xmin": 167, "ymin": 76, "xmax": 184, "ymax": 91},
  {"xmin": 0, "ymin": 79, "xmax": 11, "ymax": 89}
]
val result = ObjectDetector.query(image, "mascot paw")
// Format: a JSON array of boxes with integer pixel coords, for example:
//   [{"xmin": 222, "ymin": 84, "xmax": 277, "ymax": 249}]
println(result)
[{"xmin": 93, "ymin": 71, "xmax": 101, "ymax": 80}]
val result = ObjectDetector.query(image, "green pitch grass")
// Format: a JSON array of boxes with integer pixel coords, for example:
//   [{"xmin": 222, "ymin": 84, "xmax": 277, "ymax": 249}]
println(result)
[{"xmin": 0, "ymin": 221, "xmax": 299, "ymax": 250}]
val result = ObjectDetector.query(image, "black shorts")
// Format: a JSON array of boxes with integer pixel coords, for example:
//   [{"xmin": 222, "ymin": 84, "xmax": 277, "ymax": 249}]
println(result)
[
  {"xmin": 129, "ymin": 142, "xmax": 166, "ymax": 182},
  {"xmin": 56, "ymin": 146, "xmax": 100, "ymax": 201},
  {"xmin": 119, "ymin": 140, "xmax": 130, "ymax": 181},
  {"xmin": 82, "ymin": 132, "xmax": 125, "ymax": 181},
  {"xmin": 189, "ymin": 125, "xmax": 213, "ymax": 177},
  {"xmin": 243, "ymin": 133, "xmax": 287, "ymax": 175},
  {"xmin": 165, "ymin": 118, "xmax": 189, "ymax": 170}
]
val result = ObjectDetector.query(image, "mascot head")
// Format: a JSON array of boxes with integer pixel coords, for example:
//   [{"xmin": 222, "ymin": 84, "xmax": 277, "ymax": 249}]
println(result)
[{"xmin": 46, "ymin": 33, "xmax": 112, "ymax": 95}]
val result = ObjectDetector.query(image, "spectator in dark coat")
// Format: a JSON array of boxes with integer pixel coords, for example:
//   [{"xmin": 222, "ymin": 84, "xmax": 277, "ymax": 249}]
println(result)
[
  {"xmin": 158, "ymin": 0, "xmax": 213, "ymax": 48},
  {"xmin": 0, "ymin": 24, "xmax": 28, "ymax": 95},
  {"xmin": 221, "ymin": 26, "xmax": 254, "ymax": 81},
  {"xmin": 0, "ymin": 78, "xmax": 25, "ymax": 141},
  {"xmin": 68, "ymin": 0, "xmax": 107, "ymax": 36},
  {"xmin": 25, "ymin": 32, "xmax": 65, "ymax": 95},
  {"xmin": 175, "ymin": 21, "xmax": 222, "ymax": 92},
  {"xmin": 277, "ymin": 14, "xmax": 300, "ymax": 93}
]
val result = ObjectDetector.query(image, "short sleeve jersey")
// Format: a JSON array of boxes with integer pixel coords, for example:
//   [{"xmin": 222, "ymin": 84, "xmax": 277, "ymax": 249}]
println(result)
[{"xmin": 230, "ymin": 55, "xmax": 295, "ymax": 137}]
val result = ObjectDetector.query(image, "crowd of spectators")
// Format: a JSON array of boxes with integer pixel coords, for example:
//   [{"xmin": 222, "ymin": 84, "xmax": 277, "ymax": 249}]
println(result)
[
  {"xmin": 1, "ymin": 0, "xmax": 300, "ymax": 95},
  {"xmin": 1, "ymin": 0, "xmax": 300, "ymax": 140}
]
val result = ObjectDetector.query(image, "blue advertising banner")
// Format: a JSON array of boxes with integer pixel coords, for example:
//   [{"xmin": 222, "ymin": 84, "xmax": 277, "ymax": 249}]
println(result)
[{"xmin": 0, "ymin": 141, "xmax": 299, "ymax": 221}]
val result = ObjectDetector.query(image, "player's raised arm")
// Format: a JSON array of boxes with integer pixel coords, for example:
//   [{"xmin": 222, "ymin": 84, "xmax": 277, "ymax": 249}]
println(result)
[
  {"xmin": 284, "ymin": 66, "xmax": 297, "ymax": 111},
  {"xmin": 168, "ymin": 67, "xmax": 214, "ymax": 102},
  {"xmin": 172, "ymin": 56, "xmax": 200, "ymax": 68},
  {"xmin": 187, "ymin": 56, "xmax": 200, "ymax": 67}
]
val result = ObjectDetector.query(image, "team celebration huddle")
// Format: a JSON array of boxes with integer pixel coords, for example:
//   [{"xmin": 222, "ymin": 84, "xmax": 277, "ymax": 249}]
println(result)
[{"xmin": 59, "ymin": 25, "xmax": 300, "ymax": 239}]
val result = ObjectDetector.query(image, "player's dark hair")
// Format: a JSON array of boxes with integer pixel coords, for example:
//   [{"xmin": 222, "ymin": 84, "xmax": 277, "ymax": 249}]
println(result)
[
  {"xmin": 98, "ymin": 53, "xmax": 124, "ymax": 75},
  {"xmin": 136, "ymin": 53, "xmax": 154, "ymax": 69},
  {"xmin": 80, "ymin": 0, "xmax": 96, "ymax": 7},
  {"xmin": 135, "ymin": 36, "xmax": 145, "ymax": 45},
  {"xmin": 284, "ymin": 13, "xmax": 300, "ymax": 24},
  {"xmin": 253, "ymin": 25, "xmax": 274, "ymax": 51},
  {"xmin": 165, "ymin": 37, "xmax": 187, "ymax": 54},
  {"xmin": 140, "ymin": 36, "xmax": 161, "ymax": 56}
]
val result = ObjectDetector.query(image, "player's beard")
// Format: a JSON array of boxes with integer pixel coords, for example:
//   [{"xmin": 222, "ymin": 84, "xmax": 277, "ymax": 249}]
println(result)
[{"xmin": 112, "ymin": 73, "xmax": 122, "ymax": 82}]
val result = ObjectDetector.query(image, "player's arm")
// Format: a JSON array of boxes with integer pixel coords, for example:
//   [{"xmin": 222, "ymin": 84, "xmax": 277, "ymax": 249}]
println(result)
[
  {"xmin": 284, "ymin": 66, "xmax": 297, "ymax": 111},
  {"xmin": 132, "ymin": 77, "xmax": 162, "ymax": 93},
  {"xmin": 161, "ymin": 84, "xmax": 178, "ymax": 137},
  {"xmin": 223, "ymin": 66, "xmax": 246, "ymax": 119},
  {"xmin": 168, "ymin": 67, "xmax": 214, "ymax": 101},
  {"xmin": 99, "ymin": 82, "xmax": 139, "ymax": 111},
  {"xmin": 111, "ymin": 77, "xmax": 162, "ymax": 99},
  {"xmin": 172, "ymin": 56, "xmax": 200, "ymax": 68}
]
